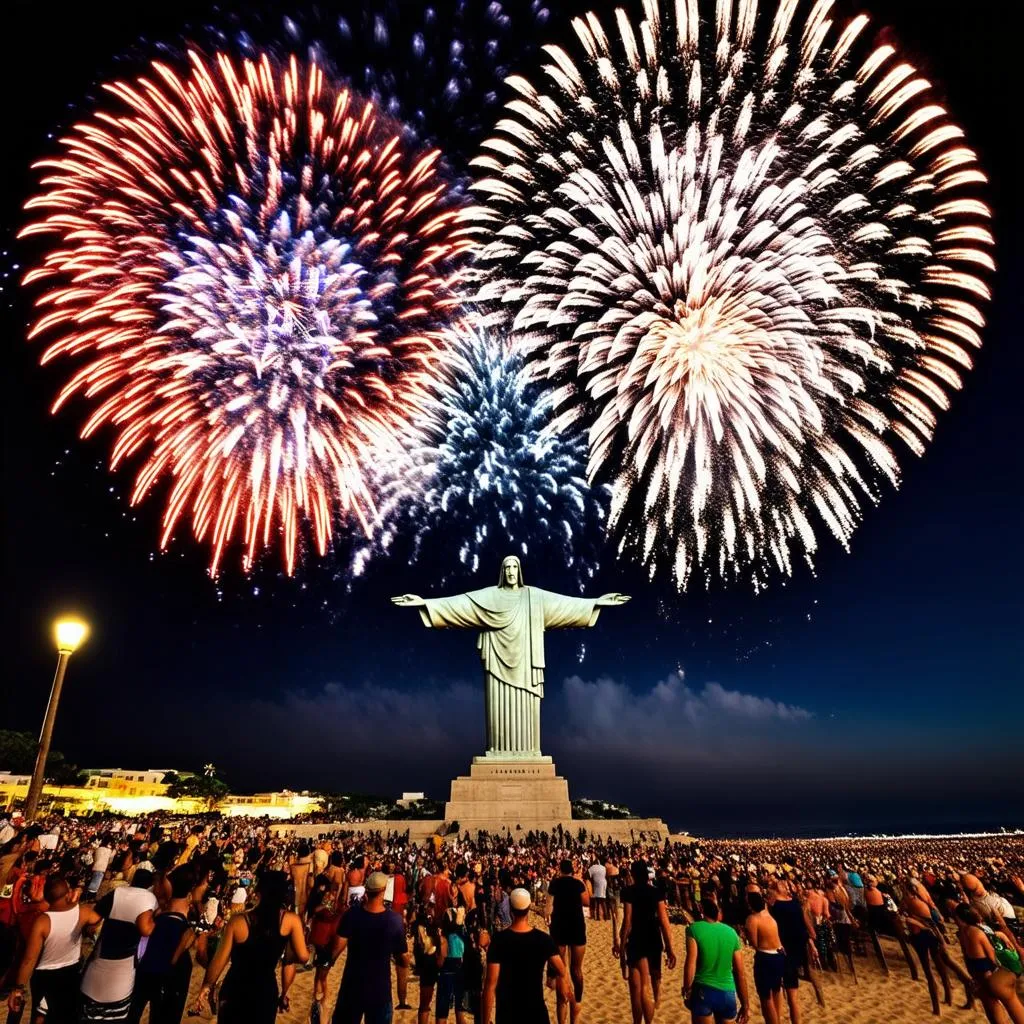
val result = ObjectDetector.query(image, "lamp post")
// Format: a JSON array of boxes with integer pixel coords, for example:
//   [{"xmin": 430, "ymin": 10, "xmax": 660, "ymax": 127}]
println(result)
[{"xmin": 24, "ymin": 618, "xmax": 88, "ymax": 821}]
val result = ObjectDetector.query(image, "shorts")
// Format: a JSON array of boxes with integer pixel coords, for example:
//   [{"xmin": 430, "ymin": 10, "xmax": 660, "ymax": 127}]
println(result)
[
  {"xmin": 332, "ymin": 999, "xmax": 393, "ymax": 1024},
  {"xmin": 551, "ymin": 925, "xmax": 586, "ymax": 948},
  {"xmin": 436, "ymin": 964, "xmax": 465, "ymax": 1018},
  {"xmin": 626, "ymin": 946, "xmax": 662, "ymax": 978},
  {"xmin": 782, "ymin": 955, "xmax": 802, "ymax": 991},
  {"xmin": 753, "ymin": 950, "xmax": 785, "ymax": 996},
  {"xmin": 314, "ymin": 943, "xmax": 333, "ymax": 968},
  {"xmin": 690, "ymin": 984, "xmax": 737, "ymax": 1019},
  {"xmin": 910, "ymin": 929, "xmax": 940, "ymax": 957},
  {"xmin": 460, "ymin": 988, "xmax": 480, "ymax": 1017},
  {"xmin": 32, "ymin": 963, "xmax": 81, "ymax": 1019},
  {"xmin": 415, "ymin": 954, "xmax": 439, "ymax": 987}
]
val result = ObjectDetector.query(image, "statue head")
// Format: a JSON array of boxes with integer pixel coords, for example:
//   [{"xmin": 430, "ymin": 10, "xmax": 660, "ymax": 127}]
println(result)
[{"xmin": 498, "ymin": 555, "xmax": 524, "ymax": 589}]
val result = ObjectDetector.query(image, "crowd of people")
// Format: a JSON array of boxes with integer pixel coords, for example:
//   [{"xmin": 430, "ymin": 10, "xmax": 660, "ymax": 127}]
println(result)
[{"xmin": 0, "ymin": 811, "xmax": 1021, "ymax": 1024}]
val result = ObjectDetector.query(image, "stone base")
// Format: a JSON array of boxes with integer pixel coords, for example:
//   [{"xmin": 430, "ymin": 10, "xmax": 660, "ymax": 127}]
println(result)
[
  {"xmin": 443, "ymin": 758, "xmax": 671, "ymax": 839},
  {"xmin": 269, "ymin": 816, "xmax": 676, "ymax": 844},
  {"xmin": 268, "ymin": 756, "xmax": 672, "ymax": 844},
  {"xmin": 446, "ymin": 758, "xmax": 571, "ymax": 830},
  {"xmin": 270, "ymin": 819, "xmax": 446, "ymax": 844}
]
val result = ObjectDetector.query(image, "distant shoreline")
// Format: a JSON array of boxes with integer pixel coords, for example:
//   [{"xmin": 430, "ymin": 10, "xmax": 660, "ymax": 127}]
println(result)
[{"xmin": 675, "ymin": 827, "xmax": 1024, "ymax": 842}]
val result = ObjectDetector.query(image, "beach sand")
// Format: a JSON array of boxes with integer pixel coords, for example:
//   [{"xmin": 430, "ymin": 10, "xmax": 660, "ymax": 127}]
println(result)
[{"xmin": 166, "ymin": 914, "xmax": 1018, "ymax": 1024}]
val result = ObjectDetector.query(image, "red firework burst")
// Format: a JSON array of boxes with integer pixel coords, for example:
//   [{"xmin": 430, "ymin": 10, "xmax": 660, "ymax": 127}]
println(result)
[{"xmin": 21, "ymin": 50, "xmax": 474, "ymax": 575}]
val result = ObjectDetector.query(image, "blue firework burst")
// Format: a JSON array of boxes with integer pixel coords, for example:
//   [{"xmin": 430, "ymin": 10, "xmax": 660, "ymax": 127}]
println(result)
[{"xmin": 359, "ymin": 322, "xmax": 608, "ymax": 584}]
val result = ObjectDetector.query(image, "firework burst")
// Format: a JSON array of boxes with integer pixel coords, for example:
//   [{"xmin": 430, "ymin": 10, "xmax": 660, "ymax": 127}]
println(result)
[
  {"xmin": 361, "ymin": 320, "xmax": 606, "ymax": 584},
  {"xmin": 22, "ymin": 50, "xmax": 474, "ymax": 575},
  {"xmin": 471, "ymin": 0, "xmax": 994, "ymax": 589}
]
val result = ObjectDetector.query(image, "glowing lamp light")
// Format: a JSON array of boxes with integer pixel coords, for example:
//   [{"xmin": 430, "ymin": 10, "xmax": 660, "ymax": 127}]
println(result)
[{"xmin": 54, "ymin": 619, "xmax": 88, "ymax": 654}]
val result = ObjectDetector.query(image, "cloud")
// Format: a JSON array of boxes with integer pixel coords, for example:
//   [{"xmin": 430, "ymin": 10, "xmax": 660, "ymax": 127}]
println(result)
[
  {"xmin": 181, "ymin": 669, "xmax": 1022, "ymax": 832},
  {"xmin": 547, "ymin": 672, "xmax": 811, "ymax": 754},
  {"xmin": 700, "ymin": 681, "xmax": 813, "ymax": 722},
  {"xmin": 238, "ymin": 678, "xmax": 482, "ymax": 760},
  {"xmin": 213, "ymin": 670, "xmax": 812, "ymax": 797}
]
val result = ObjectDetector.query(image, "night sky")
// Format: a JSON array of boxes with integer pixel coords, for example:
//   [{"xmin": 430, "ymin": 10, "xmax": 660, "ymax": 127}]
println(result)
[{"xmin": 2, "ymin": 0, "xmax": 1021, "ymax": 837}]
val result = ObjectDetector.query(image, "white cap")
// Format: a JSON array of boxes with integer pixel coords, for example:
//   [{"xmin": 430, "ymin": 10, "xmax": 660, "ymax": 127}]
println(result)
[{"xmin": 510, "ymin": 888, "xmax": 531, "ymax": 911}]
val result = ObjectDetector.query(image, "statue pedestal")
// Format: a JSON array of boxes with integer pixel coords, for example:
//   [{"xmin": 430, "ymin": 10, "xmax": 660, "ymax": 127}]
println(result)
[{"xmin": 444, "ymin": 758, "xmax": 572, "ymax": 832}]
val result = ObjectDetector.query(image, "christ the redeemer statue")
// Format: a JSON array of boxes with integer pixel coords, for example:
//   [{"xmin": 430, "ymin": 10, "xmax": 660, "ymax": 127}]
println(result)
[{"xmin": 392, "ymin": 555, "xmax": 629, "ymax": 758}]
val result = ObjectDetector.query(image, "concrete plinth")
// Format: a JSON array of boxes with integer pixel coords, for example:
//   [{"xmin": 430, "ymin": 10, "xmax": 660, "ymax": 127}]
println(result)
[{"xmin": 445, "ymin": 757, "xmax": 572, "ymax": 831}]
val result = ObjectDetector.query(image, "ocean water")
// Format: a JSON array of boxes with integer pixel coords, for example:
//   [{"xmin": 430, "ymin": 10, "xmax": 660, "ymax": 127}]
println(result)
[{"xmin": 674, "ymin": 820, "xmax": 1024, "ymax": 840}]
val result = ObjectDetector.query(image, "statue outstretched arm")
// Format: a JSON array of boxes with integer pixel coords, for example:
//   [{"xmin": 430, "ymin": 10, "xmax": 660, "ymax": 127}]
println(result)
[
  {"xmin": 393, "ymin": 590, "xmax": 495, "ymax": 629},
  {"xmin": 540, "ymin": 589, "xmax": 629, "ymax": 630}
]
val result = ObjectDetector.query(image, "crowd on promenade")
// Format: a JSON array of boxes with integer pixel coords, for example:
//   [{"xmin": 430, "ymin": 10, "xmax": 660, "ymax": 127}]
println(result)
[{"xmin": 0, "ymin": 810, "xmax": 1021, "ymax": 1024}]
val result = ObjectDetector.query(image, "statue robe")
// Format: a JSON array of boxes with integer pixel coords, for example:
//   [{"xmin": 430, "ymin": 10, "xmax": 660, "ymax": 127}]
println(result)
[{"xmin": 419, "ymin": 586, "xmax": 599, "ymax": 755}]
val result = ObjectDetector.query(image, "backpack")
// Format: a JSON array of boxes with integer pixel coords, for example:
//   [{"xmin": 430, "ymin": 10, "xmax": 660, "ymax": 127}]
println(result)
[
  {"xmin": 415, "ymin": 923, "xmax": 436, "ymax": 957},
  {"xmin": 983, "ymin": 926, "xmax": 1023, "ymax": 976},
  {"xmin": 0, "ymin": 868, "xmax": 23, "ymax": 927}
]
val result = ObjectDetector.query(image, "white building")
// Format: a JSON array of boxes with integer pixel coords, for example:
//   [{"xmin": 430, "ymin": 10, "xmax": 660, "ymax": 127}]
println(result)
[{"xmin": 396, "ymin": 792, "xmax": 427, "ymax": 808}]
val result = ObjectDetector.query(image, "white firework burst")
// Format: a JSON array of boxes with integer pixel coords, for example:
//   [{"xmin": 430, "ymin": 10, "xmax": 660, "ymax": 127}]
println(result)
[{"xmin": 470, "ymin": 0, "xmax": 994, "ymax": 589}]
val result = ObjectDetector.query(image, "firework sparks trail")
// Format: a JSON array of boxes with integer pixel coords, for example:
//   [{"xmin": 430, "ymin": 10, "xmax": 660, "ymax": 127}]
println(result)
[
  {"xmin": 359, "ymin": 319, "xmax": 607, "ymax": 584},
  {"xmin": 22, "ymin": 50, "xmax": 474, "ymax": 575},
  {"xmin": 271, "ymin": 0, "xmax": 551, "ymax": 160},
  {"xmin": 470, "ymin": 0, "xmax": 994, "ymax": 589}
]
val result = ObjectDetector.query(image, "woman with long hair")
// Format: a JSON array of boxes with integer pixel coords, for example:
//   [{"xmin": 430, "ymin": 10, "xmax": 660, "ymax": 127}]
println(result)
[{"xmin": 190, "ymin": 870, "xmax": 308, "ymax": 1024}]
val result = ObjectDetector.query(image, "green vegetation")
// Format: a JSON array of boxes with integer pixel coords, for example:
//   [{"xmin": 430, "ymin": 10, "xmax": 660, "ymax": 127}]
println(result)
[
  {"xmin": 571, "ymin": 797, "xmax": 638, "ymax": 820},
  {"xmin": 0, "ymin": 729, "xmax": 85, "ymax": 785},
  {"xmin": 313, "ymin": 792, "xmax": 444, "ymax": 821},
  {"xmin": 166, "ymin": 772, "xmax": 230, "ymax": 808}
]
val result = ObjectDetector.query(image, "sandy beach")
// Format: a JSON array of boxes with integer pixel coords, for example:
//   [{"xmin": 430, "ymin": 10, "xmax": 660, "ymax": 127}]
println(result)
[{"xmin": 169, "ymin": 913, "xmax": 1015, "ymax": 1024}]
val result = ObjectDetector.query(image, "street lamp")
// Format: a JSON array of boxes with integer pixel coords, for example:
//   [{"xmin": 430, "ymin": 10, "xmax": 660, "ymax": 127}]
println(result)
[{"xmin": 23, "ymin": 617, "xmax": 88, "ymax": 821}]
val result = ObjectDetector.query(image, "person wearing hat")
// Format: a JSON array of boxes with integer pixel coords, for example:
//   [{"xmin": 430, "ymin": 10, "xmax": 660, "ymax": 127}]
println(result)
[
  {"xmin": 482, "ymin": 888, "xmax": 571, "ymax": 1024},
  {"xmin": 330, "ymin": 871, "xmax": 410, "ymax": 1024}
]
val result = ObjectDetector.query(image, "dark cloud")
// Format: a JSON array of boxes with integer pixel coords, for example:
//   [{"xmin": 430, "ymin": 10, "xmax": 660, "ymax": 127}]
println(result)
[{"xmin": 197, "ymin": 670, "xmax": 1022, "ymax": 835}]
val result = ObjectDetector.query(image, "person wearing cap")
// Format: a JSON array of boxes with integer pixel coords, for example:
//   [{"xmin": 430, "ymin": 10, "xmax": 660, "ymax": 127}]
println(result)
[
  {"xmin": 482, "ymin": 887, "xmax": 570, "ymax": 1024},
  {"xmin": 330, "ymin": 870, "xmax": 410, "ymax": 1024}
]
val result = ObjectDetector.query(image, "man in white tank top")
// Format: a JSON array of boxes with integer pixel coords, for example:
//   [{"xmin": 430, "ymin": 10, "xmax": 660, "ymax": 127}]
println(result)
[{"xmin": 6, "ymin": 876, "xmax": 102, "ymax": 1022}]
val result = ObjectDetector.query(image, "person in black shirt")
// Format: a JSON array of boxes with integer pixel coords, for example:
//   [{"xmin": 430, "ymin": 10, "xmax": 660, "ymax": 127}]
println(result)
[
  {"xmin": 617, "ymin": 861, "xmax": 676, "ymax": 1024},
  {"xmin": 545, "ymin": 859, "xmax": 588, "ymax": 1022},
  {"xmin": 129, "ymin": 866, "xmax": 194, "ymax": 1024},
  {"xmin": 482, "ymin": 888, "xmax": 570, "ymax": 1024},
  {"xmin": 461, "ymin": 920, "xmax": 488, "ymax": 1020},
  {"xmin": 769, "ymin": 878, "xmax": 825, "ymax": 1019}
]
